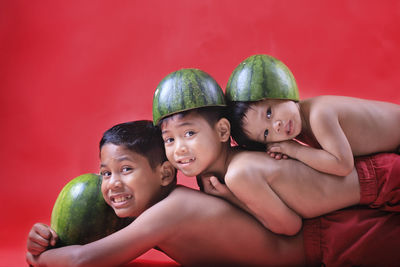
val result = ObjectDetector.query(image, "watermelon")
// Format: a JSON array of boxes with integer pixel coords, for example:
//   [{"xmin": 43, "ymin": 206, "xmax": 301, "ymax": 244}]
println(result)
[
  {"xmin": 152, "ymin": 68, "xmax": 226, "ymax": 125},
  {"xmin": 51, "ymin": 173, "xmax": 132, "ymax": 247},
  {"xmin": 226, "ymin": 54, "xmax": 299, "ymax": 102}
]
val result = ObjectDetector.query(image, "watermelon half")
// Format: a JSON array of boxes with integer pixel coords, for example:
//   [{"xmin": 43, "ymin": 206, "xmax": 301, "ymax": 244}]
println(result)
[
  {"xmin": 51, "ymin": 173, "xmax": 132, "ymax": 246},
  {"xmin": 152, "ymin": 68, "xmax": 226, "ymax": 125},
  {"xmin": 226, "ymin": 54, "xmax": 299, "ymax": 102}
]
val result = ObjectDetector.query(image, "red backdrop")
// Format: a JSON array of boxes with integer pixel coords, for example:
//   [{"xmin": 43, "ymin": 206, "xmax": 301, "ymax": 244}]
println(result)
[{"xmin": 1, "ymin": 1, "xmax": 399, "ymax": 266}]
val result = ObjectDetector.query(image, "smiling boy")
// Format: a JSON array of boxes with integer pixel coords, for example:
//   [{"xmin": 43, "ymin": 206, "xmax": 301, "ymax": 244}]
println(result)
[
  {"xmin": 153, "ymin": 68, "xmax": 400, "ymax": 236},
  {"xmin": 27, "ymin": 120, "xmax": 305, "ymax": 266},
  {"xmin": 27, "ymin": 120, "xmax": 400, "ymax": 266}
]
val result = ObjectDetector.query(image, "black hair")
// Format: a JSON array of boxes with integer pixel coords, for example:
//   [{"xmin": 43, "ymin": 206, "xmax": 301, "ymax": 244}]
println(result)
[
  {"xmin": 100, "ymin": 120, "xmax": 169, "ymax": 170},
  {"xmin": 158, "ymin": 106, "xmax": 228, "ymax": 128},
  {"xmin": 227, "ymin": 101, "xmax": 266, "ymax": 151}
]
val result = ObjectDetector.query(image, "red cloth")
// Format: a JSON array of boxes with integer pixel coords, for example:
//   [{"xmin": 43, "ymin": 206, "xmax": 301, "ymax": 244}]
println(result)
[
  {"xmin": 357, "ymin": 153, "xmax": 400, "ymax": 211},
  {"xmin": 303, "ymin": 153, "xmax": 400, "ymax": 267}
]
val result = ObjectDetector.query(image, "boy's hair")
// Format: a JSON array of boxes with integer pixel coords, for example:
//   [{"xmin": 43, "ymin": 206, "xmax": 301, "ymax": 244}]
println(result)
[
  {"xmin": 228, "ymin": 101, "xmax": 266, "ymax": 151},
  {"xmin": 100, "ymin": 120, "xmax": 171, "ymax": 171},
  {"xmin": 159, "ymin": 106, "xmax": 227, "ymax": 128}
]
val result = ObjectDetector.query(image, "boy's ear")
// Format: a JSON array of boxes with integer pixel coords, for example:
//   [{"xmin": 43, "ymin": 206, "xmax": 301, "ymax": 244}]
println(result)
[
  {"xmin": 159, "ymin": 161, "xmax": 176, "ymax": 186},
  {"xmin": 215, "ymin": 118, "xmax": 231, "ymax": 142}
]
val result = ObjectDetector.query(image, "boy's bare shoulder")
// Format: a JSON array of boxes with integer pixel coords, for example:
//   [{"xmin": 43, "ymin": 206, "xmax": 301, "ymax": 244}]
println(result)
[{"xmin": 227, "ymin": 149, "xmax": 280, "ymax": 176}]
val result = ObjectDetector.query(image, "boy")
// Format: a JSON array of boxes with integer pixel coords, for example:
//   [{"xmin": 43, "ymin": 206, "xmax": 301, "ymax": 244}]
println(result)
[
  {"xmin": 153, "ymin": 68, "xmax": 400, "ymax": 236},
  {"xmin": 27, "ymin": 121, "xmax": 400, "ymax": 266},
  {"xmin": 225, "ymin": 54, "xmax": 400, "ymax": 176},
  {"xmin": 25, "ymin": 120, "xmax": 304, "ymax": 266}
]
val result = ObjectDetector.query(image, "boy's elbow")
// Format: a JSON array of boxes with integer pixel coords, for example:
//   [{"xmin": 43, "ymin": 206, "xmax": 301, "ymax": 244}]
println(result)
[
  {"xmin": 265, "ymin": 216, "xmax": 302, "ymax": 236},
  {"xmin": 281, "ymin": 217, "xmax": 302, "ymax": 236},
  {"xmin": 334, "ymin": 160, "xmax": 354, "ymax": 177}
]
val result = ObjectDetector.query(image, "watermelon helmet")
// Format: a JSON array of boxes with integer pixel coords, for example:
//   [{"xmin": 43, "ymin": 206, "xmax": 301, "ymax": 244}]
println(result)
[
  {"xmin": 152, "ymin": 68, "xmax": 226, "ymax": 125},
  {"xmin": 226, "ymin": 54, "xmax": 299, "ymax": 102}
]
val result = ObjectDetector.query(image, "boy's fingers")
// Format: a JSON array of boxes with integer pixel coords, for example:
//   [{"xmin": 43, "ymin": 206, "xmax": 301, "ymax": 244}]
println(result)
[
  {"xmin": 28, "ymin": 245, "xmax": 44, "ymax": 256},
  {"xmin": 268, "ymin": 146, "xmax": 281, "ymax": 153},
  {"xmin": 209, "ymin": 176, "xmax": 220, "ymax": 186},
  {"xmin": 26, "ymin": 251, "xmax": 37, "ymax": 266},
  {"xmin": 35, "ymin": 223, "xmax": 52, "ymax": 239},
  {"xmin": 28, "ymin": 230, "xmax": 50, "ymax": 248},
  {"xmin": 48, "ymin": 227, "xmax": 59, "ymax": 246}
]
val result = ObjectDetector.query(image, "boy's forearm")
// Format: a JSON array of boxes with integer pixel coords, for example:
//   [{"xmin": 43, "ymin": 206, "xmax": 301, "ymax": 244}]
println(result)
[
  {"xmin": 293, "ymin": 145, "xmax": 353, "ymax": 176},
  {"xmin": 35, "ymin": 245, "xmax": 81, "ymax": 267}
]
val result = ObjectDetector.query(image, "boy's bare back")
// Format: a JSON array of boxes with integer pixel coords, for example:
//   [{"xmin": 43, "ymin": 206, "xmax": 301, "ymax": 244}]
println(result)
[
  {"xmin": 301, "ymin": 95, "xmax": 400, "ymax": 155},
  {"xmin": 155, "ymin": 186, "xmax": 304, "ymax": 266}
]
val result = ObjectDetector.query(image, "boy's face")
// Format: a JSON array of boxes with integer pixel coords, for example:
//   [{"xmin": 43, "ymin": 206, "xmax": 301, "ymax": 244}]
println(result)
[
  {"xmin": 160, "ymin": 112, "xmax": 223, "ymax": 177},
  {"xmin": 243, "ymin": 99, "xmax": 302, "ymax": 144},
  {"xmin": 100, "ymin": 144, "xmax": 163, "ymax": 218}
]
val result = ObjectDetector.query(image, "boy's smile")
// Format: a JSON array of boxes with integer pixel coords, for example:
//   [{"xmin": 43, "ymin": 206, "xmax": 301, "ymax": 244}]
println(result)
[
  {"xmin": 243, "ymin": 99, "xmax": 302, "ymax": 144},
  {"xmin": 161, "ymin": 112, "xmax": 225, "ymax": 177},
  {"xmin": 100, "ymin": 144, "xmax": 163, "ymax": 218}
]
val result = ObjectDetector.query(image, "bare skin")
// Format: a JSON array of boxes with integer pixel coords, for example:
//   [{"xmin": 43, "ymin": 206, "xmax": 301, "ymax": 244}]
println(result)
[
  {"xmin": 161, "ymin": 112, "xmax": 360, "ymax": 235},
  {"xmin": 26, "ymin": 187, "xmax": 306, "ymax": 267},
  {"xmin": 243, "ymin": 96, "xmax": 400, "ymax": 176}
]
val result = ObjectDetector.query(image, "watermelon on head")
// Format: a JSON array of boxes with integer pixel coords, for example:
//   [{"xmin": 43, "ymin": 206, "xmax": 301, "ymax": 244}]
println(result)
[
  {"xmin": 226, "ymin": 54, "xmax": 299, "ymax": 102},
  {"xmin": 51, "ymin": 173, "xmax": 132, "ymax": 247},
  {"xmin": 152, "ymin": 68, "xmax": 226, "ymax": 126}
]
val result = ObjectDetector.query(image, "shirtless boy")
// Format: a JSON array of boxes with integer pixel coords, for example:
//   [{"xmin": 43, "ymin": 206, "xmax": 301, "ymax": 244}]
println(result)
[
  {"xmin": 27, "ymin": 120, "xmax": 400, "ymax": 266},
  {"xmin": 153, "ymin": 68, "xmax": 400, "ymax": 236},
  {"xmin": 226, "ymin": 54, "xmax": 400, "ymax": 176}
]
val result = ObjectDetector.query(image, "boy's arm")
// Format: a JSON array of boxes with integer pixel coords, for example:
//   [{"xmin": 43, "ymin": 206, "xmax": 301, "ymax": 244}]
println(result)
[
  {"xmin": 223, "ymin": 162, "xmax": 302, "ymax": 236},
  {"xmin": 268, "ymin": 107, "xmax": 354, "ymax": 176},
  {"xmin": 26, "ymin": 194, "xmax": 184, "ymax": 267},
  {"xmin": 262, "ymin": 153, "xmax": 360, "ymax": 218}
]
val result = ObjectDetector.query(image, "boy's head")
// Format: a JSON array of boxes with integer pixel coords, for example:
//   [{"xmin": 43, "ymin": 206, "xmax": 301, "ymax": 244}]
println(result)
[
  {"xmin": 229, "ymin": 98, "xmax": 302, "ymax": 147},
  {"xmin": 225, "ymin": 54, "xmax": 300, "ymax": 147},
  {"xmin": 152, "ymin": 69, "xmax": 230, "ymax": 177},
  {"xmin": 99, "ymin": 120, "xmax": 176, "ymax": 218}
]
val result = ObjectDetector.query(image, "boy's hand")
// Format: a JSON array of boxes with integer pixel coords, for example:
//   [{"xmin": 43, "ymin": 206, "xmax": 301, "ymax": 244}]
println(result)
[
  {"xmin": 202, "ymin": 175, "xmax": 234, "ymax": 200},
  {"xmin": 267, "ymin": 140, "xmax": 301, "ymax": 160},
  {"xmin": 27, "ymin": 223, "xmax": 58, "ymax": 256}
]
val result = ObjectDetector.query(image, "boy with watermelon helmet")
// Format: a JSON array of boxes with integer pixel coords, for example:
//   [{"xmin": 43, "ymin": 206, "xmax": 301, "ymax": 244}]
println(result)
[
  {"xmin": 226, "ymin": 54, "xmax": 400, "ymax": 176},
  {"xmin": 153, "ymin": 68, "xmax": 400, "ymax": 237}
]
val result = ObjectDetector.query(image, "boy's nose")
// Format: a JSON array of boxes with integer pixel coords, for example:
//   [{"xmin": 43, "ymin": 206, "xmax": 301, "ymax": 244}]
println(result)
[
  {"xmin": 109, "ymin": 174, "xmax": 122, "ymax": 189},
  {"xmin": 273, "ymin": 120, "xmax": 282, "ymax": 133},
  {"xmin": 175, "ymin": 140, "xmax": 188, "ymax": 155}
]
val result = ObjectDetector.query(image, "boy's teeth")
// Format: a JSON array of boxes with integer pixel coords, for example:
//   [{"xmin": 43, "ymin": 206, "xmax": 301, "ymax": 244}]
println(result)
[{"xmin": 113, "ymin": 195, "xmax": 132, "ymax": 203}]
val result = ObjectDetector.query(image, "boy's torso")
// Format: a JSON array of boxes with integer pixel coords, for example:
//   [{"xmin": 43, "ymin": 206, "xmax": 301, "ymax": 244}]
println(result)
[{"xmin": 300, "ymin": 95, "xmax": 400, "ymax": 155}]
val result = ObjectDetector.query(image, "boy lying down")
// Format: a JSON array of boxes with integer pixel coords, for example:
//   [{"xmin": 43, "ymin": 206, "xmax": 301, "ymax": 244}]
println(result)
[{"xmin": 27, "ymin": 121, "xmax": 400, "ymax": 266}]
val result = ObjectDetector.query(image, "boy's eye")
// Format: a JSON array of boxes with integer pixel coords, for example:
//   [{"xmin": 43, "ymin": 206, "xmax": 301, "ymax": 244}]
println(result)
[
  {"xmin": 264, "ymin": 129, "xmax": 269, "ymax": 139},
  {"xmin": 122, "ymin": 166, "xmax": 133, "ymax": 173},
  {"xmin": 185, "ymin": 131, "xmax": 195, "ymax": 137},
  {"xmin": 266, "ymin": 107, "xmax": 272, "ymax": 119},
  {"xmin": 164, "ymin": 137, "xmax": 174, "ymax": 144},
  {"xmin": 101, "ymin": 171, "xmax": 111, "ymax": 179}
]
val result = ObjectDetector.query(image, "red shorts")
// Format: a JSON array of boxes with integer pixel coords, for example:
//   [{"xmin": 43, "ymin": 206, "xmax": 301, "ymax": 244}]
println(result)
[
  {"xmin": 303, "ymin": 153, "xmax": 400, "ymax": 266},
  {"xmin": 357, "ymin": 153, "xmax": 400, "ymax": 211}
]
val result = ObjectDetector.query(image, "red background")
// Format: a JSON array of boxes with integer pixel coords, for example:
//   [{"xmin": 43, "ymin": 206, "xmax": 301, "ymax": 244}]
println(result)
[{"xmin": 1, "ymin": 1, "xmax": 399, "ymax": 266}]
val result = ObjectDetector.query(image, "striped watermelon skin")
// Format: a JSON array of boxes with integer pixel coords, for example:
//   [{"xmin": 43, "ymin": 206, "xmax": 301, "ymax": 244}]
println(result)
[
  {"xmin": 51, "ymin": 173, "xmax": 132, "ymax": 246},
  {"xmin": 226, "ymin": 54, "xmax": 299, "ymax": 102},
  {"xmin": 152, "ymin": 68, "xmax": 226, "ymax": 125}
]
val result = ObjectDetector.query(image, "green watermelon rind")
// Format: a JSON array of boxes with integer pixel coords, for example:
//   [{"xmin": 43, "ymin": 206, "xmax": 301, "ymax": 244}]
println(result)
[
  {"xmin": 226, "ymin": 54, "xmax": 299, "ymax": 102},
  {"xmin": 152, "ymin": 68, "xmax": 226, "ymax": 125},
  {"xmin": 51, "ymin": 173, "xmax": 131, "ymax": 247}
]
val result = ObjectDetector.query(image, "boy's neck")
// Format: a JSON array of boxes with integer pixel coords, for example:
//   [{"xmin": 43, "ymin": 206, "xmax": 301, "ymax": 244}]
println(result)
[
  {"xmin": 296, "ymin": 102, "xmax": 319, "ymax": 147},
  {"xmin": 199, "ymin": 141, "xmax": 233, "ymax": 180}
]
